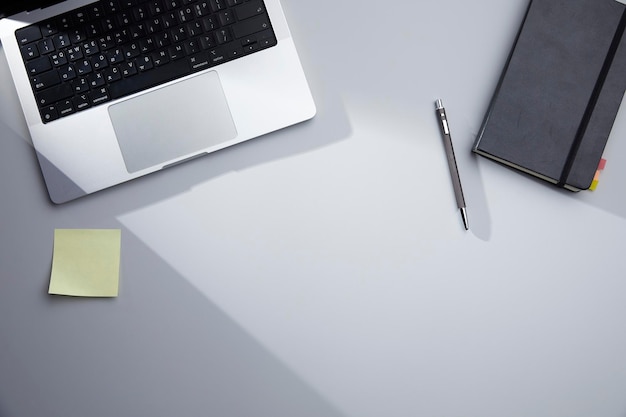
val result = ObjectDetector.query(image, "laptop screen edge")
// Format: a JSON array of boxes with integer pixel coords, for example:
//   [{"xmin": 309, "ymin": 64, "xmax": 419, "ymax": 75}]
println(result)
[{"xmin": 0, "ymin": 0, "xmax": 66, "ymax": 19}]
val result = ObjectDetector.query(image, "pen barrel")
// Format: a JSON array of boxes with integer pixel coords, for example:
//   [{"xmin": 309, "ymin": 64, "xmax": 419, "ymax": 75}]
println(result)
[{"xmin": 437, "ymin": 108, "xmax": 466, "ymax": 209}]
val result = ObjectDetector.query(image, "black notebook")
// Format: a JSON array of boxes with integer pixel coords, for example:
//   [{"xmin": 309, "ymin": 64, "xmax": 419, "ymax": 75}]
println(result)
[{"xmin": 473, "ymin": 0, "xmax": 626, "ymax": 191}]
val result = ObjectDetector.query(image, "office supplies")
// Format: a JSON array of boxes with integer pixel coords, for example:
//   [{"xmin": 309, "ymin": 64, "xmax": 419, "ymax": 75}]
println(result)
[
  {"xmin": 589, "ymin": 159, "xmax": 607, "ymax": 191},
  {"xmin": 435, "ymin": 99, "xmax": 468, "ymax": 231},
  {"xmin": 49, "ymin": 229, "xmax": 121, "ymax": 297},
  {"xmin": 473, "ymin": 0, "xmax": 626, "ymax": 191},
  {"xmin": 0, "ymin": 0, "xmax": 315, "ymax": 203}
]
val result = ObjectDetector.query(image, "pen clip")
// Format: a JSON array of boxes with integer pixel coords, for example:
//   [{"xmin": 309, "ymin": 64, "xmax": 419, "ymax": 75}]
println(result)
[{"xmin": 441, "ymin": 118, "xmax": 450, "ymax": 135}]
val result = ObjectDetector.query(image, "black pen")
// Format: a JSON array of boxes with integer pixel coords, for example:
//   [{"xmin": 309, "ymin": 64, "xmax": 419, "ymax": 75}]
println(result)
[{"xmin": 435, "ymin": 99, "xmax": 469, "ymax": 230}]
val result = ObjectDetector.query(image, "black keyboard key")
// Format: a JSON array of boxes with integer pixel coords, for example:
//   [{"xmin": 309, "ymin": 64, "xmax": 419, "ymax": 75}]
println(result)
[
  {"xmin": 240, "ymin": 35, "xmax": 255, "ymax": 46},
  {"xmin": 218, "ymin": 10, "xmax": 234, "ymax": 26},
  {"xmin": 101, "ymin": 17, "xmax": 117, "ymax": 32},
  {"xmin": 82, "ymin": 40, "xmax": 100, "ymax": 56},
  {"xmin": 209, "ymin": 0, "xmax": 226, "ymax": 12},
  {"xmin": 117, "ymin": 11, "xmax": 134, "ymax": 27},
  {"xmin": 243, "ymin": 42, "xmax": 257, "ymax": 54},
  {"xmin": 41, "ymin": 105, "xmax": 59, "ymax": 123},
  {"xmin": 67, "ymin": 46, "xmax": 84, "ymax": 61},
  {"xmin": 185, "ymin": 21, "xmax": 203, "ymax": 37},
  {"xmin": 223, "ymin": 43, "xmax": 243, "ymax": 59},
  {"xmin": 26, "ymin": 56, "xmax": 52, "ymax": 76},
  {"xmin": 50, "ymin": 51, "xmax": 68, "ymax": 67},
  {"xmin": 57, "ymin": 99, "xmax": 75, "ymax": 117},
  {"xmin": 98, "ymin": 34, "xmax": 116, "ymax": 50},
  {"xmin": 161, "ymin": 12, "xmax": 179, "ymax": 29},
  {"xmin": 72, "ymin": 78, "xmax": 90, "ymax": 93},
  {"xmin": 90, "ymin": 87, "xmax": 111, "ymax": 105},
  {"xmin": 104, "ymin": 66, "xmax": 122, "ymax": 82},
  {"xmin": 129, "ymin": 22, "xmax": 147, "ymax": 39},
  {"xmin": 183, "ymin": 38, "xmax": 200, "ymax": 54},
  {"xmin": 52, "ymin": 33, "xmax": 71, "ymax": 49},
  {"xmin": 168, "ymin": 44, "xmax": 185, "ymax": 60},
  {"xmin": 59, "ymin": 65, "xmax": 77, "ymax": 81},
  {"xmin": 37, "ymin": 38, "xmax": 56, "ymax": 54},
  {"xmin": 41, "ymin": 22, "xmax": 58, "ymax": 37},
  {"xmin": 132, "ymin": 5, "xmax": 149, "ymax": 21},
  {"xmin": 35, "ymin": 83, "xmax": 73, "ymax": 107},
  {"xmin": 85, "ymin": 22, "xmax": 103, "ymax": 37},
  {"xmin": 234, "ymin": 0, "xmax": 265, "ymax": 20},
  {"xmin": 69, "ymin": 28, "xmax": 87, "ymax": 43},
  {"xmin": 136, "ymin": 55, "xmax": 154, "ymax": 71},
  {"xmin": 120, "ymin": 61, "xmax": 138, "ymax": 77},
  {"xmin": 76, "ymin": 59, "xmax": 93, "ymax": 76},
  {"xmin": 152, "ymin": 50, "xmax": 170, "ymax": 66},
  {"xmin": 199, "ymin": 33, "xmax": 216, "ymax": 49},
  {"xmin": 171, "ymin": 26, "xmax": 188, "ymax": 42},
  {"xmin": 123, "ymin": 42, "xmax": 141, "ymax": 59},
  {"xmin": 89, "ymin": 72, "xmax": 107, "ymax": 88},
  {"xmin": 177, "ymin": 7, "xmax": 194, "ymax": 23},
  {"xmin": 165, "ymin": 0, "xmax": 182, "ymax": 11},
  {"xmin": 215, "ymin": 28, "xmax": 232, "ymax": 44},
  {"xmin": 32, "ymin": 71, "xmax": 61, "ymax": 90},
  {"xmin": 74, "ymin": 8, "xmax": 89, "ymax": 24},
  {"xmin": 154, "ymin": 32, "xmax": 171, "ymax": 48},
  {"xmin": 16, "ymin": 26, "xmax": 42, "ymax": 46},
  {"xmin": 148, "ymin": 0, "xmax": 166, "ymax": 15},
  {"xmin": 73, "ymin": 93, "xmax": 91, "ymax": 111},
  {"xmin": 120, "ymin": 0, "xmax": 139, "ymax": 9},
  {"xmin": 103, "ymin": 0, "xmax": 121, "ymax": 14},
  {"xmin": 147, "ymin": 17, "xmax": 164, "ymax": 33},
  {"xmin": 107, "ymin": 48, "xmax": 125, "ymax": 64},
  {"xmin": 207, "ymin": 47, "xmax": 227, "ymax": 64},
  {"xmin": 256, "ymin": 29, "xmax": 276, "ymax": 46},
  {"xmin": 57, "ymin": 16, "xmax": 73, "ymax": 31},
  {"xmin": 20, "ymin": 44, "xmax": 40, "ymax": 60},
  {"xmin": 189, "ymin": 52, "xmax": 211, "ymax": 71},
  {"xmin": 258, "ymin": 35, "xmax": 276, "ymax": 49},
  {"xmin": 88, "ymin": 3, "xmax": 106, "ymax": 19},
  {"xmin": 113, "ymin": 28, "xmax": 131, "ymax": 45},
  {"xmin": 193, "ymin": 1, "xmax": 211, "ymax": 17},
  {"xmin": 201, "ymin": 16, "xmax": 219, "ymax": 31},
  {"xmin": 91, "ymin": 53, "xmax": 109, "ymax": 70},
  {"xmin": 231, "ymin": 14, "xmax": 271, "ymax": 38}
]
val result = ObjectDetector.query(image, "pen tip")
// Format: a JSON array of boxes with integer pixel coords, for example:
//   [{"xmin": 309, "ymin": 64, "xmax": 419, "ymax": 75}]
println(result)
[
  {"xmin": 460, "ymin": 208, "xmax": 469, "ymax": 231},
  {"xmin": 435, "ymin": 99, "xmax": 444, "ymax": 109}
]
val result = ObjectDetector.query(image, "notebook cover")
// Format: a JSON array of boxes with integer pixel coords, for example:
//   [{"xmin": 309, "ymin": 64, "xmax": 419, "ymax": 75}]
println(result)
[{"xmin": 473, "ymin": 0, "xmax": 626, "ymax": 191}]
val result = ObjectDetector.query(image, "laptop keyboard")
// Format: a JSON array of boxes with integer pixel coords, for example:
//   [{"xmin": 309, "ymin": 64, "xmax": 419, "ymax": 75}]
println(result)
[{"xmin": 15, "ymin": 0, "xmax": 277, "ymax": 123}]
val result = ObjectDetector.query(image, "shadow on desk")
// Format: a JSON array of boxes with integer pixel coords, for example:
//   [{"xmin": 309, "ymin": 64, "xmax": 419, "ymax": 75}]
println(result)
[
  {"xmin": 2, "ymin": 231, "xmax": 349, "ymax": 417},
  {"xmin": 0, "ymin": 43, "xmax": 353, "ymax": 415}
]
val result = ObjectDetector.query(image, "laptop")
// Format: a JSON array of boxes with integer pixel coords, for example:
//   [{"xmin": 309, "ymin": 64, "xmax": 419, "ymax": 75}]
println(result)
[{"xmin": 0, "ymin": 0, "xmax": 315, "ymax": 203}]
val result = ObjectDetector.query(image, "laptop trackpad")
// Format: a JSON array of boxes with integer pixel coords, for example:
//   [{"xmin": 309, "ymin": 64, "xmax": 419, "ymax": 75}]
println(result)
[{"xmin": 108, "ymin": 71, "xmax": 237, "ymax": 173}]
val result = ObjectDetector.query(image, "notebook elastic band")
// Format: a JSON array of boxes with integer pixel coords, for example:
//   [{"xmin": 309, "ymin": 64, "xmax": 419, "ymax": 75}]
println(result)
[{"xmin": 558, "ymin": 8, "xmax": 626, "ymax": 187}]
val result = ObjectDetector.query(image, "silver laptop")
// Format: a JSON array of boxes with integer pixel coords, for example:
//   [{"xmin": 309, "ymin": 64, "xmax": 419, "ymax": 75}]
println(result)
[{"xmin": 0, "ymin": 0, "xmax": 315, "ymax": 203}]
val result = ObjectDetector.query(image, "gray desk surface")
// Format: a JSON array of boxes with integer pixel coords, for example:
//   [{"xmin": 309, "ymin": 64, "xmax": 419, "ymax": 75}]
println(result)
[{"xmin": 2, "ymin": 1, "xmax": 626, "ymax": 416}]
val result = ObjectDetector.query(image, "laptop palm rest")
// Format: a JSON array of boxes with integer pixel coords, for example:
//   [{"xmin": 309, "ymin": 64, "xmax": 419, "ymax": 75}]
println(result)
[{"xmin": 108, "ymin": 71, "xmax": 237, "ymax": 173}]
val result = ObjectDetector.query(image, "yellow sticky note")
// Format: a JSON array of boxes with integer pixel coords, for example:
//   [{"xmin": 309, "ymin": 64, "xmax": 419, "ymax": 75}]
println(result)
[{"xmin": 49, "ymin": 229, "xmax": 121, "ymax": 297}]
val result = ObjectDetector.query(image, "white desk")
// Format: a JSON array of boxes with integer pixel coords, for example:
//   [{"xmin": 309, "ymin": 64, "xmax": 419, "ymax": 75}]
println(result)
[{"xmin": 2, "ymin": 1, "xmax": 626, "ymax": 416}]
